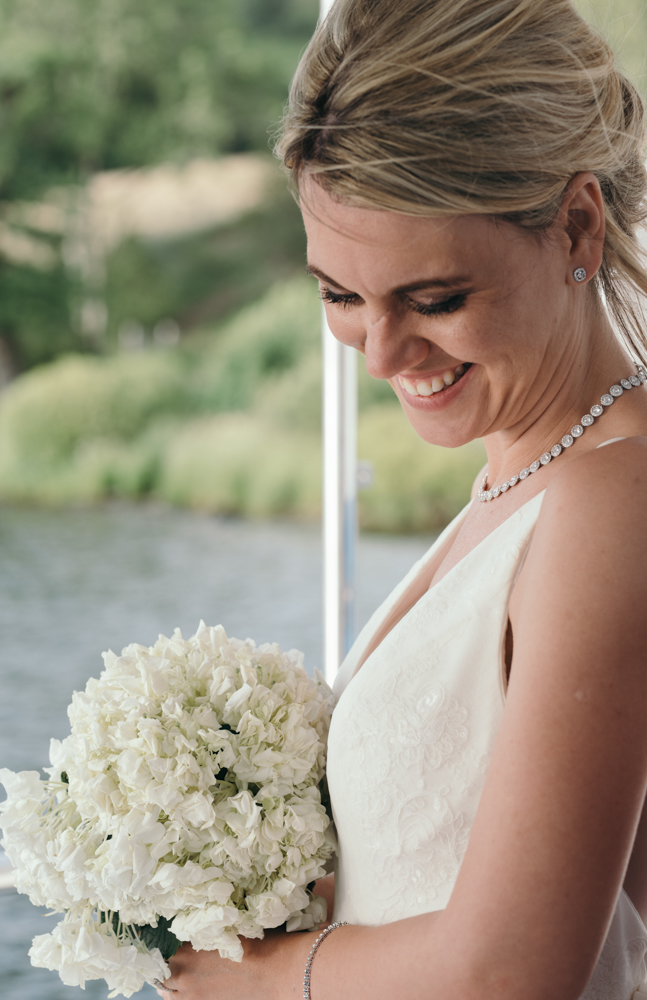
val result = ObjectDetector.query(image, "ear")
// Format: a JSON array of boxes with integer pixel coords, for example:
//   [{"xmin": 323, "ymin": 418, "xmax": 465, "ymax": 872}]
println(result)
[{"xmin": 557, "ymin": 172, "xmax": 606, "ymax": 286}]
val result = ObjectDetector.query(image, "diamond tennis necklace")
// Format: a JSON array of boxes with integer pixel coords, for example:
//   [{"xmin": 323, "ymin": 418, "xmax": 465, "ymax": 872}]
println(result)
[{"xmin": 478, "ymin": 364, "xmax": 647, "ymax": 503}]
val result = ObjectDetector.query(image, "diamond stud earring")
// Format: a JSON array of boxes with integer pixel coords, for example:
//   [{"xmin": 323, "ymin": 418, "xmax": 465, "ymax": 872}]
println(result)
[{"xmin": 573, "ymin": 267, "xmax": 587, "ymax": 282}]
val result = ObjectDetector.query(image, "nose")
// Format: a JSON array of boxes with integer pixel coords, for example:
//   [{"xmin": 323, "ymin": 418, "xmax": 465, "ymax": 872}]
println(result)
[{"xmin": 362, "ymin": 310, "xmax": 430, "ymax": 381}]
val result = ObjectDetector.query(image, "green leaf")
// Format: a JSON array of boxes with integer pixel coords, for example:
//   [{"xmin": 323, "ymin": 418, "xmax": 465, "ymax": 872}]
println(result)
[
  {"xmin": 100, "ymin": 911, "xmax": 182, "ymax": 962},
  {"xmin": 134, "ymin": 916, "xmax": 182, "ymax": 961}
]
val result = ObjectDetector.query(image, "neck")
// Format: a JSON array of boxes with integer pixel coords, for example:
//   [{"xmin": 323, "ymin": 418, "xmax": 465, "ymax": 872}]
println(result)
[{"xmin": 482, "ymin": 305, "xmax": 645, "ymax": 488}]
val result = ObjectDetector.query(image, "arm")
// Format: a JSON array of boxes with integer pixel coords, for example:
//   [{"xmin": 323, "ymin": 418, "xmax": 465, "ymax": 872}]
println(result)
[{"xmin": 163, "ymin": 439, "xmax": 647, "ymax": 1000}]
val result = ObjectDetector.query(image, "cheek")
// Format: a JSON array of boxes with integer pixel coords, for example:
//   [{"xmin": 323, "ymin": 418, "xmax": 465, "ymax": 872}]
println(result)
[
  {"xmin": 428, "ymin": 315, "xmax": 487, "ymax": 365},
  {"xmin": 447, "ymin": 307, "xmax": 521, "ymax": 365}
]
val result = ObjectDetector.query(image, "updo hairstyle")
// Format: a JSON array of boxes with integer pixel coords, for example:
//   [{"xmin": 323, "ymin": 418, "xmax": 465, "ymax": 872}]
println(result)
[{"xmin": 277, "ymin": 0, "xmax": 647, "ymax": 362}]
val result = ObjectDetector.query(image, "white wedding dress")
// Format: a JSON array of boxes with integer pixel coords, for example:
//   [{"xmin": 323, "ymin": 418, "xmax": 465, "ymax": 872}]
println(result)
[{"xmin": 327, "ymin": 468, "xmax": 647, "ymax": 999}]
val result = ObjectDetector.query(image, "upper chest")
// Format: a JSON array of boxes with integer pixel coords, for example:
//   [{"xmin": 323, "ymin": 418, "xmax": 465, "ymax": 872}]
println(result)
[
  {"xmin": 333, "ymin": 491, "xmax": 546, "ymax": 702},
  {"xmin": 427, "ymin": 481, "xmax": 547, "ymax": 591}
]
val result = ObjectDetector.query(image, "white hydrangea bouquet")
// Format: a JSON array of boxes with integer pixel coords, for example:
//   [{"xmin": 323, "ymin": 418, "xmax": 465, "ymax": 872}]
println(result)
[{"xmin": 0, "ymin": 622, "xmax": 336, "ymax": 997}]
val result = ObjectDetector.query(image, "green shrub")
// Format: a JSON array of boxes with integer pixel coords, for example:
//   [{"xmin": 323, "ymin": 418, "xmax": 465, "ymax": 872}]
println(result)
[
  {"xmin": 252, "ymin": 335, "xmax": 399, "ymax": 435},
  {"xmin": 254, "ymin": 349, "xmax": 322, "ymax": 433},
  {"xmin": 153, "ymin": 403, "xmax": 483, "ymax": 531},
  {"xmin": 103, "ymin": 174, "xmax": 311, "ymax": 346},
  {"xmin": 0, "ymin": 352, "xmax": 190, "ymax": 472},
  {"xmin": 68, "ymin": 423, "xmax": 172, "ymax": 502},
  {"xmin": 357, "ymin": 406, "xmax": 486, "ymax": 532},
  {"xmin": 193, "ymin": 279, "xmax": 321, "ymax": 413},
  {"xmin": 0, "ymin": 278, "xmax": 319, "ymax": 490},
  {"xmin": 157, "ymin": 412, "xmax": 321, "ymax": 519}
]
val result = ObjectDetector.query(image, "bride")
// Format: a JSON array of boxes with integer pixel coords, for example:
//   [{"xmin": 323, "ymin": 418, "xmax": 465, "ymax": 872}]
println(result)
[{"xmin": 156, "ymin": 0, "xmax": 647, "ymax": 997}]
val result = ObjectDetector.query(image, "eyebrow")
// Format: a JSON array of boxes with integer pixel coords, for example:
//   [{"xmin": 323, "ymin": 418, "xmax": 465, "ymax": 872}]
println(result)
[{"xmin": 305, "ymin": 263, "xmax": 471, "ymax": 294}]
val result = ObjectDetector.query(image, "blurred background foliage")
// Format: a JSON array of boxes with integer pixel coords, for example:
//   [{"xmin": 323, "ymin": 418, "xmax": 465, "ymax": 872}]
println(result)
[
  {"xmin": 0, "ymin": 0, "xmax": 316, "ymax": 195},
  {"xmin": 0, "ymin": 0, "xmax": 642, "ymax": 530},
  {"xmin": 0, "ymin": 278, "xmax": 486, "ymax": 531},
  {"xmin": 0, "ymin": 0, "xmax": 317, "ymax": 371}
]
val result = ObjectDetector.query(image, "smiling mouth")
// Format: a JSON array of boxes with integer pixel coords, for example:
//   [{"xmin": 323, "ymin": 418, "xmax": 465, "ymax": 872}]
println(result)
[{"xmin": 399, "ymin": 362, "xmax": 472, "ymax": 397}]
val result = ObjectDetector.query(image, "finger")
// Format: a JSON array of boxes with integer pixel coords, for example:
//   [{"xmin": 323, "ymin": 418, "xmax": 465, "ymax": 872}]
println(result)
[{"xmin": 152, "ymin": 977, "xmax": 179, "ymax": 994}]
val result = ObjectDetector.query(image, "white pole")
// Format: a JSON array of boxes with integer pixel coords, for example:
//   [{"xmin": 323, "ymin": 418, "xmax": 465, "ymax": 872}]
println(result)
[
  {"xmin": 322, "ymin": 322, "xmax": 357, "ymax": 684},
  {"xmin": 320, "ymin": 0, "xmax": 357, "ymax": 686}
]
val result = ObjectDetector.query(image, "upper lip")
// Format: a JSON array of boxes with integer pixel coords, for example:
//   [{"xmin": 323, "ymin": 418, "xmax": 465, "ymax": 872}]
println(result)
[{"xmin": 397, "ymin": 363, "xmax": 467, "ymax": 380}]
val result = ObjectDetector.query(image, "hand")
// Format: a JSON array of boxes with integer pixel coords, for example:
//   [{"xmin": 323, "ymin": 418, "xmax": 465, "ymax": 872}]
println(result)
[
  {"xmin": 154, "ymin": 929, "xmax": 310, "ymax": 1000},
  {"xmin": 154, "ymin": 878, "xmax": 334, "ymax": 999}
]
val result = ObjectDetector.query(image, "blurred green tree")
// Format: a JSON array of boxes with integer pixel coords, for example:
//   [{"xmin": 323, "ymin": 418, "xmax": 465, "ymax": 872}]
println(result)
[
  {"xmin": 102, "ymin": 172, "xmax": 310, "ymax": 345},
  {"xmin": 0, "ymin": 0, "xmax": 318, "ymax": 372},
  {"xmin": 0, "ymin": 0, "xmax": 317, "ymax": 196}
]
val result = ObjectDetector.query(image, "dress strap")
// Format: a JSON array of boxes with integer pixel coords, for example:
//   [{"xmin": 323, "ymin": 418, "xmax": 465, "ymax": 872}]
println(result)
[{"xmin": 596, "ymin": 437, "xmax": 627, "ymax": 449}]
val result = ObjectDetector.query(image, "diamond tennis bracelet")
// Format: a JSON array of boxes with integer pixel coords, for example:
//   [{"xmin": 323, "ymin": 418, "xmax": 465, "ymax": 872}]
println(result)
[
  {"xmin": 478, "ymin": 364, "xmax": 647, "ymax": 502},
  {"xmin": 303, "ymin": 921, "xmax": 349, "ymax": 1000}
]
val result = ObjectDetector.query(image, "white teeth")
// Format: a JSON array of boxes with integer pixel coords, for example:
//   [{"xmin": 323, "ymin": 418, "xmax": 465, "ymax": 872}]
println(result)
[{"xmin": 401, "ymin": 363, "xmax": 469, "ymax": 399}]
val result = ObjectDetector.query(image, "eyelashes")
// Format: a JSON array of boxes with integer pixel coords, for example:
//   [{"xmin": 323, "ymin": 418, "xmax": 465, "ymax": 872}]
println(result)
[
  {"xmin": 319, "ymin": 286, "xmax": 467, "ymax": 317},
  {"xmin": 320, "ymin": 287, "xmax": 359, "ymax": 309},
  {"xmin": 409, "ymin": 293, "xmax": 467, "ymax": 317}
]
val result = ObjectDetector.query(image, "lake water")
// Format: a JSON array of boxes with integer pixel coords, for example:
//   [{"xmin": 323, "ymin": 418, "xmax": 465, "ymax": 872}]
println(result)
[{"xmin": 0, "ymin": 502, "xmax": 431, "ymax": 1000}]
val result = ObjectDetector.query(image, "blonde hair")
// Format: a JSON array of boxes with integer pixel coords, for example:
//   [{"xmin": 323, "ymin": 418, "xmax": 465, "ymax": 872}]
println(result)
[{"xmin": 276, "ymin": 0, "xmax": 647, "ymax": 362}]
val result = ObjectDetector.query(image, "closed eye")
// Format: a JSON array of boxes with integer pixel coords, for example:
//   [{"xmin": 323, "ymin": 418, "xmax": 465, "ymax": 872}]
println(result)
[
  {"xmin": 319, "ymin": 286, "xmax": 360, "ymax": 308},
  {"xmin": 320, "ymin": 285, "xmax": 468, "ymax": 316},
  {"xmin": 407, "ymin": 293, "xmax": 467, "ymax": 316}
]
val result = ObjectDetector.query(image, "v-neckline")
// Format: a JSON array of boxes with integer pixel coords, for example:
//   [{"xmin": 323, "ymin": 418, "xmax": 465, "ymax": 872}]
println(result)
[
  {"xmin": 349, "ymin": 489, "xmax": 547, "ymax": 681},
  {"xmin": 344, "ymin": 436, "xmax": 629, "ymax": 686}
]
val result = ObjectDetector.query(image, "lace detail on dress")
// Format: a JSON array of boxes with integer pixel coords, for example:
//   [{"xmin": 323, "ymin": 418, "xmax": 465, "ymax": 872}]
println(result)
[
  {"xmin": 333, "ymin": 665, "xmax": 472, "ymax": 923},
  {"xmin": 579, "ymin": 894, "xmax": 647, "ymax": 1000}
]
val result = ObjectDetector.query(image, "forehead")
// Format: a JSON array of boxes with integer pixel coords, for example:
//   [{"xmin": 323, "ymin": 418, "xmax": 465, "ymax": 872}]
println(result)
[{"xmin": 301, "ymin": 178, "xmax": 513, "ymax": 287}]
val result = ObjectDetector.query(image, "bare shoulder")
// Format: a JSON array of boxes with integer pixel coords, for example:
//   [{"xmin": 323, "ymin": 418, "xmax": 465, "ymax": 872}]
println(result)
[
  {"xmin": 514, "ymin": 434, "xmax": 647, "ymax": 650},
  {"xmin": 537, "ymin": 435, "xmax": 647, "ymax": 545}
]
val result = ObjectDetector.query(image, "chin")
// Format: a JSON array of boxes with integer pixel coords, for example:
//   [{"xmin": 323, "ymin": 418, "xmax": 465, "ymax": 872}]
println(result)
[
  {"xmin": 407, "ymin": 421, "xmax": 479, "ymax": 449},
  {"xmin": 396, "ymin": 400, "xmax": 480, "ymax": 450}
]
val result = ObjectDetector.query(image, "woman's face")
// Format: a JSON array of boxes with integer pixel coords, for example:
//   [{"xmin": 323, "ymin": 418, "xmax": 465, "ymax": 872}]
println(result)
[{"xmin": 302, "ymin": 179, "xmax": 579, "ymax": 448}]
